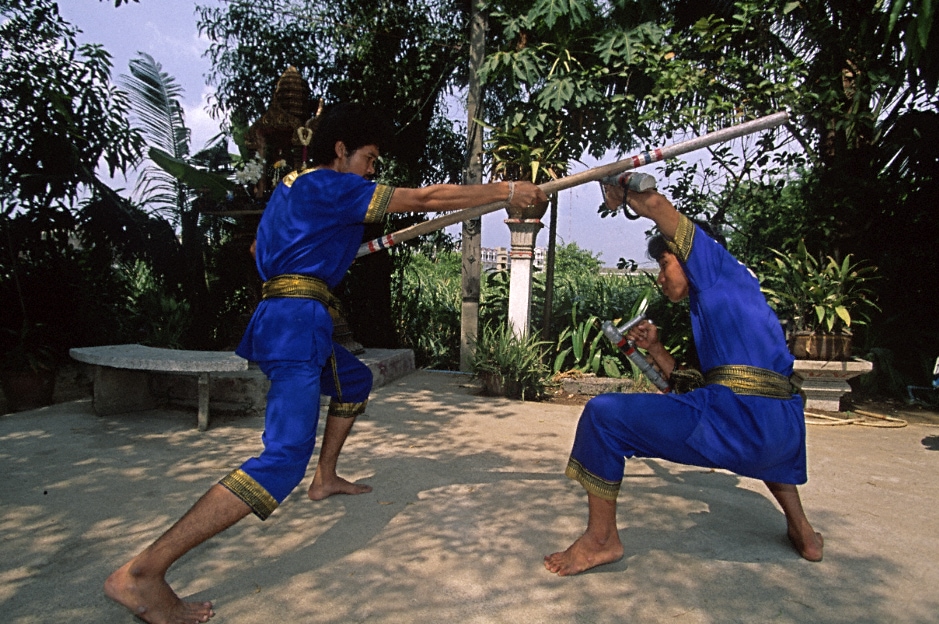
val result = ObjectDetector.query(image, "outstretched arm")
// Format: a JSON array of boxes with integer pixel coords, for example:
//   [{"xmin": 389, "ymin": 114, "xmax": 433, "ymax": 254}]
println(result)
[{"xmin": 387, "ymin": 181, "xmax": 547, "ymax": 215}]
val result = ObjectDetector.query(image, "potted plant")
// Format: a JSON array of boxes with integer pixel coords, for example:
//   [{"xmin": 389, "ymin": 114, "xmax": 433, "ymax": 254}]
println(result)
[
  {"xmin": 471, "ymin": 322, "xmax": 552, "ymax": 401},
  {"xmin": 760, "ymin": 240, "xmax": 880, "ymax": 360}
]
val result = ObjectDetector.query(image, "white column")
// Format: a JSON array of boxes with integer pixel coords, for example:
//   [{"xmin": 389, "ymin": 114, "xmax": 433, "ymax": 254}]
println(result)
[{"xmin": 505, "ymin": 218, "xmax": 543, "ymax": 337}]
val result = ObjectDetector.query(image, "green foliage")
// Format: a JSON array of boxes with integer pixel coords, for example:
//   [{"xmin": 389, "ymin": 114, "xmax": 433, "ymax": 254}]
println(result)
[
  {"xmin": 552, "ymin": 305, "xmax": 624, "ymax": 378},
  {"xmin": 391, "ymin": 252, "xmax": 462, "ymax": 369},
  {"xmin": 481, "ymin": 121, "xmax": 568, "ymax": 184},
  {"xmin": 0, "ymin": 0, "xmax": 143, "ymax": 209},
  {"xmin": 0, "ymin": 2, "xmax": 186, "ymax": 372},
  {"xmin": 479, "ymin": 269, "xmax": 512, "ymax": 331},
  {"xmin": 471, "ymin": 322, "xmax": 552, "ymax": 401},
  {"xmin": 546, "ymin": 243, "xmax": 650, "ymax": 343},
  {"xmin": 197, "ymin": 0, "xmax": 467, "ymax": 188},
  {"xmin": 760, "ymin": 240, "xmax": 880, "ymax": 335},
  {"xmin": 0, "ymin": 207, "xmax": 135, "ymax": 369},
  {"xmin": 122, "ymin": 262, "xmax": 192, "ymax": 349}
]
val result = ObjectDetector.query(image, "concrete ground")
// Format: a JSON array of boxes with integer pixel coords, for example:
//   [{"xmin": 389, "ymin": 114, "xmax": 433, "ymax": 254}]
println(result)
[{"xmin": 2, "ymin": 369, "xmax": 938, "ymax": 623}]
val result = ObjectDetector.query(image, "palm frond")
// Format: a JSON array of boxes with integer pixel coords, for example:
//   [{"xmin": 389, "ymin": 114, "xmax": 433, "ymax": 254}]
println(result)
[
  {"xmin": 119, "ymin": 52, "xmax": 193, "ymax": 221},
  {"xmin": 120, "ymin": 52, "xmax": 190, "ymax": 158}
]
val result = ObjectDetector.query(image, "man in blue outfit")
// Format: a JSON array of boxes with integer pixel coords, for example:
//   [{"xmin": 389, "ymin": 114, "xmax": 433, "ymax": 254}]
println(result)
[
  {"xmin": 105, "ymin": 102, "xmax": 548, "ymax": 623},
  {"xmin": 544, "ymin": 177, "xmax": 823, "ymax": 576}
]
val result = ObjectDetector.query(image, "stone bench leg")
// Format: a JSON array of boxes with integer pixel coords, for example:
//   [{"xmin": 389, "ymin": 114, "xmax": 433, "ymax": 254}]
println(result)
[
  {"xmin": 197, "ymin": 372, "xmax": 210, "ymax": 431},
  {"xmin": 92, "ymin": 366, "xmax": 161, "ymax": 415}
]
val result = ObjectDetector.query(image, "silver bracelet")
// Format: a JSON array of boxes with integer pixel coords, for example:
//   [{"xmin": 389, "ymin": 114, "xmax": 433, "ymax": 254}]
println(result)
[{"xmin": 506, "ymin": 180, "xmax": 515, "ymax": 204}]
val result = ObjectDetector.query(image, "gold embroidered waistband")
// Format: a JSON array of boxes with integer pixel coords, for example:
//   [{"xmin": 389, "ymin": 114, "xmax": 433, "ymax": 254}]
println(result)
[
  {"xmin": 705, "ymin": 364, "xmax": 801, "ymax": 399},
  {"xmin": 262, "ymin": 274, "xmax": 340, "ymax": 311}
]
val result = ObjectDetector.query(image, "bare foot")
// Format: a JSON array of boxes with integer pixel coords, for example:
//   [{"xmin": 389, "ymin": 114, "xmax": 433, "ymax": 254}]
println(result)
[
  {"xmin": 104, "ymin": 560, "xmax": 214, "ymax": 624},
  {"xmin": 307, "ymin": 475, "xmax": 373, "ymax": 501},
  {"xmin": 544, "ymin": 531, "xmax": 624, "ymax": 576},
  {"xmin": 788, "ymin": 527, "xmax": 824, "ymax": 562}
]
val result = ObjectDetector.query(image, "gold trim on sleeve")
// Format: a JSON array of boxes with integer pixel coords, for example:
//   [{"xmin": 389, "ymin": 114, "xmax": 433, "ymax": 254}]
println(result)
[
  {"xmin": 281, "ymin": 167, "xmax": 317, "ymax": 188},
  {"xmin": 219, "ymin": 469, "xmax": 279, "ymax": 520},
  {"xmin": 365, "ymin": 184, "xmax": 394, "ymax": 223},
  {"xmin": 669, "ymin": 213, "xmax": 695, "ymax": 262}
]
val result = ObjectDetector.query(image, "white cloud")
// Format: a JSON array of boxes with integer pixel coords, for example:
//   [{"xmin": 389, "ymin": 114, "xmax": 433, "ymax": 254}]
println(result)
[{"xmin": 186, "ymin": 88, "xmax": 229, "ymax": 152}]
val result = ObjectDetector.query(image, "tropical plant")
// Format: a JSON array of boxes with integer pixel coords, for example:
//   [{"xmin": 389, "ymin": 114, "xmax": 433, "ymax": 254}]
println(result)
[
  {"xmin": 118, "ymin": 51, "xmax": 260, "ymax": 349},
  {"xmin": 760, "ymin": 240, "xmax": 880, "ymax": 335},
  {"xmin": 471, "ymin": 322, "xmax": 552, "ymax": 401},
  {"xmin": 1, "ymin": 0, "xmax": 149, "ymax": 378},
  {"xmin": 552, "ymin": 304, "xmax": 623, "ymax": 378},
  {"xmin": 392, "ymin": 252, "xmax": 462, "ymax": 369}
]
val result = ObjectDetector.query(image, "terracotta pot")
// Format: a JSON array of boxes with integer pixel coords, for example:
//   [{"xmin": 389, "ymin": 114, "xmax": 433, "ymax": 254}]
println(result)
[
  {"xmin": 479, "ymin": 371, "xmax": 504, "ymax": 396},
  {"xmin": 479, "ymin": 372, "xmax": 523, "ymax": 399},
  {"xmin": 789, "ymin": 333, "xmax": 852, "ymax": 361},
  {"xmin": 1, "ymin": 369, "xmax": 56, "ymax": 412}
]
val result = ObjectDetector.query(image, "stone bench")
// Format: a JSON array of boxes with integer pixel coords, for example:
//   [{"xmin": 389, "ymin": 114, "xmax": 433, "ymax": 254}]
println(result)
[{"xmin": 69, "ymin": 344, "xmax": 249, "ymax": 431}]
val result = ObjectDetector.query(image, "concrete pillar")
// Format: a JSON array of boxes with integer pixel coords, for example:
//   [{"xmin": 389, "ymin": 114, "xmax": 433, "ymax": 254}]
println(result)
[{"xmin": 505, "ymin": 219, "xmax": 544, "ymax": 337}]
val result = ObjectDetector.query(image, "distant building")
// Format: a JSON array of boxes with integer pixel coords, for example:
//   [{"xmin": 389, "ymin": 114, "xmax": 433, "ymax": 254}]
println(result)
[
  {"xmin": 478, "ymin": 246, "xmax": 547, "ymax": 272},
  {"xmin": 479, "ymin": 246, "xmax": 507, "ymax": 272}
]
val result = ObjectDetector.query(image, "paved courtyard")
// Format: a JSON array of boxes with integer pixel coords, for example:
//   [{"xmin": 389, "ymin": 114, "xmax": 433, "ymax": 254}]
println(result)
[{"xmin": 2, "ymin": 370, "xmax": 938, "ymax": 623}]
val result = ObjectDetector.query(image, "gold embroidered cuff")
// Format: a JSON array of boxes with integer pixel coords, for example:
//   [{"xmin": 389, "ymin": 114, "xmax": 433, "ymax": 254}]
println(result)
[
  {"xmin": 219, "ymin": 469, "xmax": 279, "ymax": 520},
  {"xmin": 328, "ymin": 399, "xmax": 368, "ymax": 419},
  {"xmin": 565, "ymin": 457, "xmax": 621, "ymax": 501},
  {"xmin": 705, "ymin": 365, "xmax": 799, "ymax": 399},
  {"xmin": 365, "ymin": 185, "xmax": 394, "ymax": 223}
]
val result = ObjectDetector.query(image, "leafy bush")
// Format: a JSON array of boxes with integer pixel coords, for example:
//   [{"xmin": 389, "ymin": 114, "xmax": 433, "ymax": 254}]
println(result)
[
  {"xmin": 390, "ymin": 243, "xmax": 701, "ymax": 376},
  {"xmin": 471, "ymin": 322, "xmax": 552, "ymax": 401},
  {"xmin": 392, "ymin": 252, "xmax": 461, "ymax": 369},
  {"xmin": 760, "ymin": 240, "xmax": 880, "ymax": 334},
  {"xmin": 552, "ymin": 304, "xmax": 625, "ymax": 378}
]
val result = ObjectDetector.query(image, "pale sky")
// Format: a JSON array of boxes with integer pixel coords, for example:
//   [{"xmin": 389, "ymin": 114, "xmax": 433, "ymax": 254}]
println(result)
[{"xmin": 56, "ymin": 0, "xmax": 655, "ymax": 267}]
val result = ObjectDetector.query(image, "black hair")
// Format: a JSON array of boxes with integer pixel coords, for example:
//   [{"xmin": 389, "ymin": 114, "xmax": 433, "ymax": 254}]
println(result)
[
  {"xmin": 308, "ymin": 102, "xmax": 394, "ymax": 167},
  {"xmin": 647, "ymin": 218, "xmax": 727, "ymax": 261}
]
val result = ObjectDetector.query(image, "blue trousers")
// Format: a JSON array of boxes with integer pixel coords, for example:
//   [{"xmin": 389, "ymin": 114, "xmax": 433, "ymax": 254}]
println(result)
[
  {"xmin": 219, "ymin": 343, "xmax": 372, "ymax": 519},
  {"xmin": 566, "ymin": 388, "xmax": 807, "ymax": 501}
]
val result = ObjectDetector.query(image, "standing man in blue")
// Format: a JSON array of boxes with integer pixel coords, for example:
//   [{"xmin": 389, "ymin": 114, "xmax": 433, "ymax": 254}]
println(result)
[
  {"xmin": 105, "ymin": 102, "xmax": 548, "ymax": 623},
  {"xmin": 544, "ymin": 177, "xmax": 823, "ymax": 576}
]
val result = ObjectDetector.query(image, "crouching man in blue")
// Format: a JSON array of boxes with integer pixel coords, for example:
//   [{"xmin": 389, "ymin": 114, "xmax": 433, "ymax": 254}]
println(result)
[
  {"xmin": 544, "ymin": 178, "xmax": 823, "ymax": 577},
  {"xmin": 104, "ymin": 102, "xmax": 548, "ymax": 623}
]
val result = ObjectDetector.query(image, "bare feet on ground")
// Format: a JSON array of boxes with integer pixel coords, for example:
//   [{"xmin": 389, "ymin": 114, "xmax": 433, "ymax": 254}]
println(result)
[
  {"xmin": 307, "ymin": 475, "xmax": 373, "ymax": 501},
  {"xmin": 543, "ymin": 532, "xmax": 625, "ymax": 576},
  {"xmin": 789, "ymin": 527, "xmax": 824, "ymax": 562},
  {"xmin": 104, "ymin": 561, "xmax": 214, "ymax": 624}
]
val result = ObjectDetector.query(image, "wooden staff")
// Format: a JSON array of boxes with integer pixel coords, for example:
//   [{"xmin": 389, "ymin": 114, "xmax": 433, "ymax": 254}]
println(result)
[{"xmin": 357, "ymin": 110, "xmax": 789, "ymax": 258}]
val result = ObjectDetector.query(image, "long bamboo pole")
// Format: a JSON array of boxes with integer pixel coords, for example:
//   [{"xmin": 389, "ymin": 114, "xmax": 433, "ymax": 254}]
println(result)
[{"xmin": 357, "ymin": 110, "xmax": 789, "ymax": 258}]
